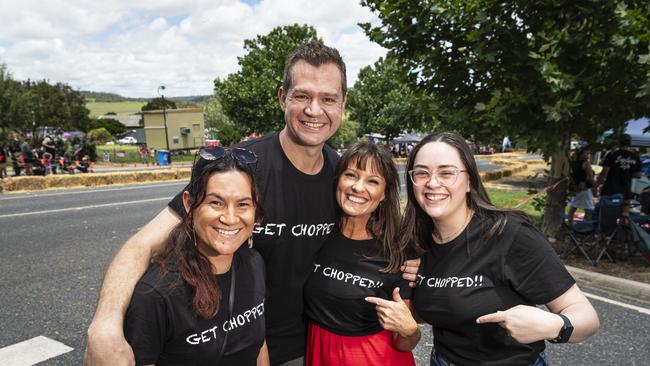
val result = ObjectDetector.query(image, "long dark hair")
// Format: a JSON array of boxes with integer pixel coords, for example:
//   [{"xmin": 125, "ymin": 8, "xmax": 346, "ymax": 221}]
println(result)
[
  {"xmin": 335, "ymin": 141, "xmax": 404, "ymax": 272},
  {"xmin": 400, "ymin": 131, "xmax": 528, "ymax": 254},
  {"xmin": 155, "ymin": 154, "xmax": 263, "ymax": 319}
]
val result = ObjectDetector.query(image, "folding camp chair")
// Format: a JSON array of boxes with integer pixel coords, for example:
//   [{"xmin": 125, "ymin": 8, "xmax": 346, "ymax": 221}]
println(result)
[
  {"xmin": 593, "ymin": 194, "xmax": 625, "ymax": 265},
  {"xmin": 560, "ymin": 213, "xmax": 596, "ymax": 265},
  {"xmin": 628, "ymin": 220, "xmax": 650, "ymax": 263},
  {"xmin": 561, "ymin": 194, "xmax": 624, "ymax": 266}
]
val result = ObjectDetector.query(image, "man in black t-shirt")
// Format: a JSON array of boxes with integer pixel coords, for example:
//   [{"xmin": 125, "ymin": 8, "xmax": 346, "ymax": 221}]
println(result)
[
  {"xmin": 596, "ymin": 134, "xmax": 642, "ymax": 213},
  {"xmin": 86, "ymin": 41, "xmax": 348, "ymax": 366}
]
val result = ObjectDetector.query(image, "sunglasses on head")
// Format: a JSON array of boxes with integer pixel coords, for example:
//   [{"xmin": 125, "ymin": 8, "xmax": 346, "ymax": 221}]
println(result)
[{"xmin": 195, "ymin": 146, "xmax": 258, "ymax": 165}]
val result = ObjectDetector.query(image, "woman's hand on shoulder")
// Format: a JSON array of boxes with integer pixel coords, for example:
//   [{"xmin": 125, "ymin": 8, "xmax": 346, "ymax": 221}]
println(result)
[{"xmin": 400, "ymin": 258, "xmax": 421, "ymax": 288}]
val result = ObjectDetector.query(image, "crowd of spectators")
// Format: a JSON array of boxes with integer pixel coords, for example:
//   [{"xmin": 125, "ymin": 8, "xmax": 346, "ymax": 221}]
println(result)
[{"xmin": 0, "ymin": 133, "xmax": 97, "ymax": 178}]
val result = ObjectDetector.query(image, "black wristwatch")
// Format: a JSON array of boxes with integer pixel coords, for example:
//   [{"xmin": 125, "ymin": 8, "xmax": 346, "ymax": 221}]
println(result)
[{"xmin": 549, "ymin": 314, "xmax": 573, "ymax": 343}]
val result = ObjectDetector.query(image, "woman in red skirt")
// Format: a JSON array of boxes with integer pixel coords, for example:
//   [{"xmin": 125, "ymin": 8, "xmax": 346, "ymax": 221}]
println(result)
[{"xmin": 304, "ymin": 142, "xmax": 420, "ymax": 365}]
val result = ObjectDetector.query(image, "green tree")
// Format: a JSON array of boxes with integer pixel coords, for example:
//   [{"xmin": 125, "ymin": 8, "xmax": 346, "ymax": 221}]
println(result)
[
  {"xmin": 215, "ymin": 24, "xmax": 320, "ymax": 134},
  {"xmin": 328, "ymin": 115, "xmax": 359, "ymax": 149},
  {"xmin": 20, "ymin": 80, "xmax": 91, "ymax": 133},
  {"xmin": 0, "ymin": 63, "xmax": 26, "ymax": 138},
  {"xmin": 361, "ymin": 0, "xmax": 650, "ymax": 235},
  {"xmin": 88, "ymin": 127, "xmax": 112, "ymax": 143},
  {"xmin": 203, "ymin": 95, "xmax": 232, "ymax": 130},
  {"xmin": 216, "ymin": 123, "xmax": 245, "ymax": 146},
  {"xmin": 0, "ymin": 64, "xmax": 90, "ymax": 136},
  {"xmin": 142, "ymin": 97, "xmax": 177, "ymax": 111},
  {"xmin": 90, "ymin": 118, "xmax": 126, "ymax": 136},
  {"xmin": 348, "ymin": 56, "xmax": 437, "ymax": 142}
]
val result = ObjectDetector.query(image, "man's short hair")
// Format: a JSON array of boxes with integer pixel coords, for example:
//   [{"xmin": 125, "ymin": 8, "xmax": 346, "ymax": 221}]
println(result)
[
  {"xmin": 282, "ymin": 41, "xmax": 347, "ymax": 97},
  {"xmin": 619, "ymin": 133, "xmax": 632, "ymax": 147}
]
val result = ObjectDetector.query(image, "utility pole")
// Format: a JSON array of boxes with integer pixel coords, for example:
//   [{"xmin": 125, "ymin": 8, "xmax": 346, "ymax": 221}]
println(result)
[{"xmin": 158, "ymin": 85, "xmax": 171, "ymax": 163}]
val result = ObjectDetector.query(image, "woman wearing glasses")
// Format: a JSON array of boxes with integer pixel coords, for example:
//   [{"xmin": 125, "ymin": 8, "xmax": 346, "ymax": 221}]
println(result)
[
  {"xmin": 304, "ymin": 142, "xmax": 419, "ymax": 366},
  {"xmin": 123, "ymin": 148, "xmax": 270, "ymax": 366},
  {"xmin": 403, "ymin": 132, "xmax": 599, "ymax": 365}
]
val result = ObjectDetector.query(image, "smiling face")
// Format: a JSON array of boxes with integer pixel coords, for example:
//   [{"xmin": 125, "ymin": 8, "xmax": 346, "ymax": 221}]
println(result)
[
  {"xmin": 412, "ymin": 142, "xmax": 470, "ymax": 224},
  {"xmin": 337, "ymin": 159, "xmax": 386, "ymax": 223},
  {"xmin": 183, "ymin": 170, "xmax": 256, "ymax": 262},
  {"xmin": 279, "ymin": 60, "xmax": 345, "ymax": 148}
]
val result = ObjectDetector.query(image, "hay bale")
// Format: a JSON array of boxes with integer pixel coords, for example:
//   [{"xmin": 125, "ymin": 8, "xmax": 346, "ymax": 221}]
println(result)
[{"xmin": 45, "ymin": 175, "xmax": 81, "ymax": 189}]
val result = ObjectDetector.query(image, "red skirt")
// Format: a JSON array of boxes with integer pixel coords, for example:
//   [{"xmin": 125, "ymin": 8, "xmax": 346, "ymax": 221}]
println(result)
[{"xmin": 306, "ymin": 321, "xmax": 416, "ymax": 366}]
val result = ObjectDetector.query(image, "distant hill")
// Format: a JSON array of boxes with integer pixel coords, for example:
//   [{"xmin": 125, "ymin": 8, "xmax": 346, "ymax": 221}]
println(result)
[
  {"xmin": 168, "ymin": 95, "xmax": 211, "ymax": 103},
  {"xmin": 81, "ymin": 91, "xmax": 143, "ymax": 103},
  {"xmin": 82, "ymin": 90, "xmax": 210, "ymax": 104}
]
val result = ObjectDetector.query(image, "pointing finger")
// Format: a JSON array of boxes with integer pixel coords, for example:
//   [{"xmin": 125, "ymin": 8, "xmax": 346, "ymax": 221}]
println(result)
[
  {"xmin": 365, "ymin": 296, "xmax": 390, "ymax": 307},
  {"xmin": 476, "ymin": 311, "xmax": 506, "ymax": 324}
]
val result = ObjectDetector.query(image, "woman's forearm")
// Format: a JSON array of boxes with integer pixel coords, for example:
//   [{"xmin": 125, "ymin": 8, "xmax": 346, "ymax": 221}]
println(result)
[{"xmin": 85, "ymin": 207, "xmax": 180, "ymax": 365}]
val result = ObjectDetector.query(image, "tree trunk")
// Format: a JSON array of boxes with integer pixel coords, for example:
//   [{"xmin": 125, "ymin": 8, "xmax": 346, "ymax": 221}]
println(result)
[{"xmin": 541, "ymin": 133, "xmax": 571, "ymax": 238}]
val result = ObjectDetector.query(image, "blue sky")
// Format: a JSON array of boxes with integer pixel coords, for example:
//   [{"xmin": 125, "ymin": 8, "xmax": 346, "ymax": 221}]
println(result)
[{"xmin": 0, "ymin": 0, "xmax": 386, "ymax": 98}]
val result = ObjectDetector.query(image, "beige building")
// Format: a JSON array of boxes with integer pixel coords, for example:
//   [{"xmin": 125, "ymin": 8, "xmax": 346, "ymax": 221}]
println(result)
[{"xmin": 143, "ymin": 108, "xmax": 204, "ymax": 150}]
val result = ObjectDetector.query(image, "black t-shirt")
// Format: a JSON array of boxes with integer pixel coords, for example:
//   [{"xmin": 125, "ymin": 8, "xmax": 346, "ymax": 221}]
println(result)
[
  {"xmin": 124, "ymin": 246, "xmax": 266, "ymax": 366},
  {"xmin": 601, "ymin": 149, "xmax": 641, "ymax": 199},
  {"xmin": 168, "ymin": 133, "xmax": 338, "ymax": 365},
  {"xmin": 304, "ymin": 229, "xmax": 412, "ymax": 336},
  {"xmin": 413, "ymin": 213, "xmax": 575, "ymax": 366}
]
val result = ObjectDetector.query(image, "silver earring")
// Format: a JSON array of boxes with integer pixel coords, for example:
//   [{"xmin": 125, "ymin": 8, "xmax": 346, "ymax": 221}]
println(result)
[{"xmin": 248, "ymin": 236, "xmax": 253, "ymax": 248}]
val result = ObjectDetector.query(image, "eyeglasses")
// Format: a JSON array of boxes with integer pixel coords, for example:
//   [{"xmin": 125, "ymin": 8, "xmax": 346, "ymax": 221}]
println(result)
[
  {"xmin": 408, "ymin": 167, "xmax": 467, "ymax": 187},
  {"xmin": 194, "ymin": 147, "xmax": 258, "ymax": 166}
]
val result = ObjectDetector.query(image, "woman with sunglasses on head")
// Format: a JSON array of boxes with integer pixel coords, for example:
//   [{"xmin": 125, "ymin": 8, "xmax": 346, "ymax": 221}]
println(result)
[
  {"xmin": 123, "ymin": 147, "xmax": 270, "ymax": 366},
  {"xmin": 304, "ymin": 141, "xmax": 419, "ymax": 366},
  {"xmin": 402, "ymin": 132, "xmax": 599, "ymax": 366}
]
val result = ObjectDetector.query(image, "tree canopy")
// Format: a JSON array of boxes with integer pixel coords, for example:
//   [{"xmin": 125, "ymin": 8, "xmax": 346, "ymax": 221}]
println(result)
[
  {"xmin": 361, "ymin": 0, "xmax": 650, "ymax": 234},
  {"xmin": 1, "ymin": 64, "xmax": 90, "ymax": 137},
  {"xmin": 214, "ymin": 24, "xmax": 320, "ymax": 134},
  {"xmin": 347, "ymin": 56, "xmax": 437, "ymax": 142},
  {"xmin": 327, "ymin": 115, "xmax": 359, "ymax": 149},
  {"xmin": 141, "ymin": 97, "xmax": 177, "ymax": 111},
  {"xmin": 203, "ymin": 95, "xmax": 232, "ymax": 131},
  {"xmin": 90, "ymin": 118, "xmax": 126, "ymax": 136}
]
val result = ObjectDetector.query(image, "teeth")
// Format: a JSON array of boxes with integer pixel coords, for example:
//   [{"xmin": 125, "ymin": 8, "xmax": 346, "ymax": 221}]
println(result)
[
  {"xmin": 425, "ymin": 193, "xmax": 447, "ymax": 201},
  {"xmin": 216, "ymin": 228, "xmax": 240, "ymax": 236},
  {"xmin": 303, "ymin": 121, "xmax": 325, "ymax": 128},
  {"xmin": 347, "ymin": 194, "xmax": 368, "ymax": 204}
]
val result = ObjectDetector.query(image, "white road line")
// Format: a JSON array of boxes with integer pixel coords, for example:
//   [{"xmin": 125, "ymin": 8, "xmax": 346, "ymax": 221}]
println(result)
[
  {"xmin": 584, "ymin": 292, "xmax": 650, "ymax": 315},
  {"xmin": 0, "ymin": 335, "xmax": 73, "ymax": 366},
  {"xmin": 0, "ymin": 181, "xmax": 186, "ymax": 200},
  {"xmin": 0, "ymin": 197, "xmax": 171, "ymax": 219}
]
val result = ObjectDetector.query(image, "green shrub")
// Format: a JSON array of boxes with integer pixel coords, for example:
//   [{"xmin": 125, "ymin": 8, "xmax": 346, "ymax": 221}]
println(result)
[{"xmin": 88, "ymin": 128, "xmax": 112, "ymax": 143}]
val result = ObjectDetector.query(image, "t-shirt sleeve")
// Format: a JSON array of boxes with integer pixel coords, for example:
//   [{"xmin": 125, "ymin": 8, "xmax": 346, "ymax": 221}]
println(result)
[
  {"xmin": 602, "ymin": 152, "xmax": 614, "ymax": 168},
  {"xmin": 392, "ymin": 273, "xmax": 414, "ymax": 300},
  {"xmin": 167, "ymin": 184, "xmax": 190, "ymax": 217},
  {"xmin": 124, "ymin": 282, "xmax": 168, "ymax": 365},
  {"xmin": 504, "ymin": 221, "xmax": 575, "ymax": 305}
]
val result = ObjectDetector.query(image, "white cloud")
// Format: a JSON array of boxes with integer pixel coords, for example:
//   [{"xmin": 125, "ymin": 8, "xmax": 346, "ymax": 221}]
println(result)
[{"xmin": 0, "ymin": 0, "xmax": 386, "ymax": 97}]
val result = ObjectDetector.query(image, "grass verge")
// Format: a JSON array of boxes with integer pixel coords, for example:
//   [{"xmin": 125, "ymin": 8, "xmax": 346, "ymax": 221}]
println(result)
[{"xmin": 487, "ymin": 188, "xmax": 541, "ymax": 222}]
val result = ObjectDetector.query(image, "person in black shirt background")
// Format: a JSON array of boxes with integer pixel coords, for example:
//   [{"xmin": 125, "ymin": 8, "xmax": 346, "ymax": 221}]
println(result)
[
  {"xmin": 124, "ymin": 148, "xmax": 269, "ymax": 365},
  {"xmin": 595, "ymin": 133, "xmax": 642, "ymax": 216},
  {"xmin": 304, "ymin": 142, "xmax": 419, "ymax": 366},
  {"xmin": 402, "ymin": 132, "xmax": 599, "ymax": 366}
]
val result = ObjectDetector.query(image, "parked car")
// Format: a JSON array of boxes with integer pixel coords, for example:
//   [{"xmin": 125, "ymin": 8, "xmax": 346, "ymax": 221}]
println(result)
[{"xmin": 117, "ymin": 136, "xmax": 137, "ymax": 144}]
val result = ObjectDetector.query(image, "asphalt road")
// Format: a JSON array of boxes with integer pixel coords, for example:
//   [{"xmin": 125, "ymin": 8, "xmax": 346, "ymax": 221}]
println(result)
[{"xmin": 1, "ymin": 181, "xmax": 648, "ymax": 365}]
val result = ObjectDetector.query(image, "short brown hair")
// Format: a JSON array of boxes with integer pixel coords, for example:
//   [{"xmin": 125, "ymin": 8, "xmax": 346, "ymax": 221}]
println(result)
[{"xmin": 282, "ymin": 41, "xmax": 347, "ymax": 97}]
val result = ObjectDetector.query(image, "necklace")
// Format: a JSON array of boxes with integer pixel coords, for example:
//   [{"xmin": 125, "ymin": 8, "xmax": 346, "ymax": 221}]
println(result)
[{"xmin": 434, "ymin": 210, "xmax": 473, "ymax": 243}]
